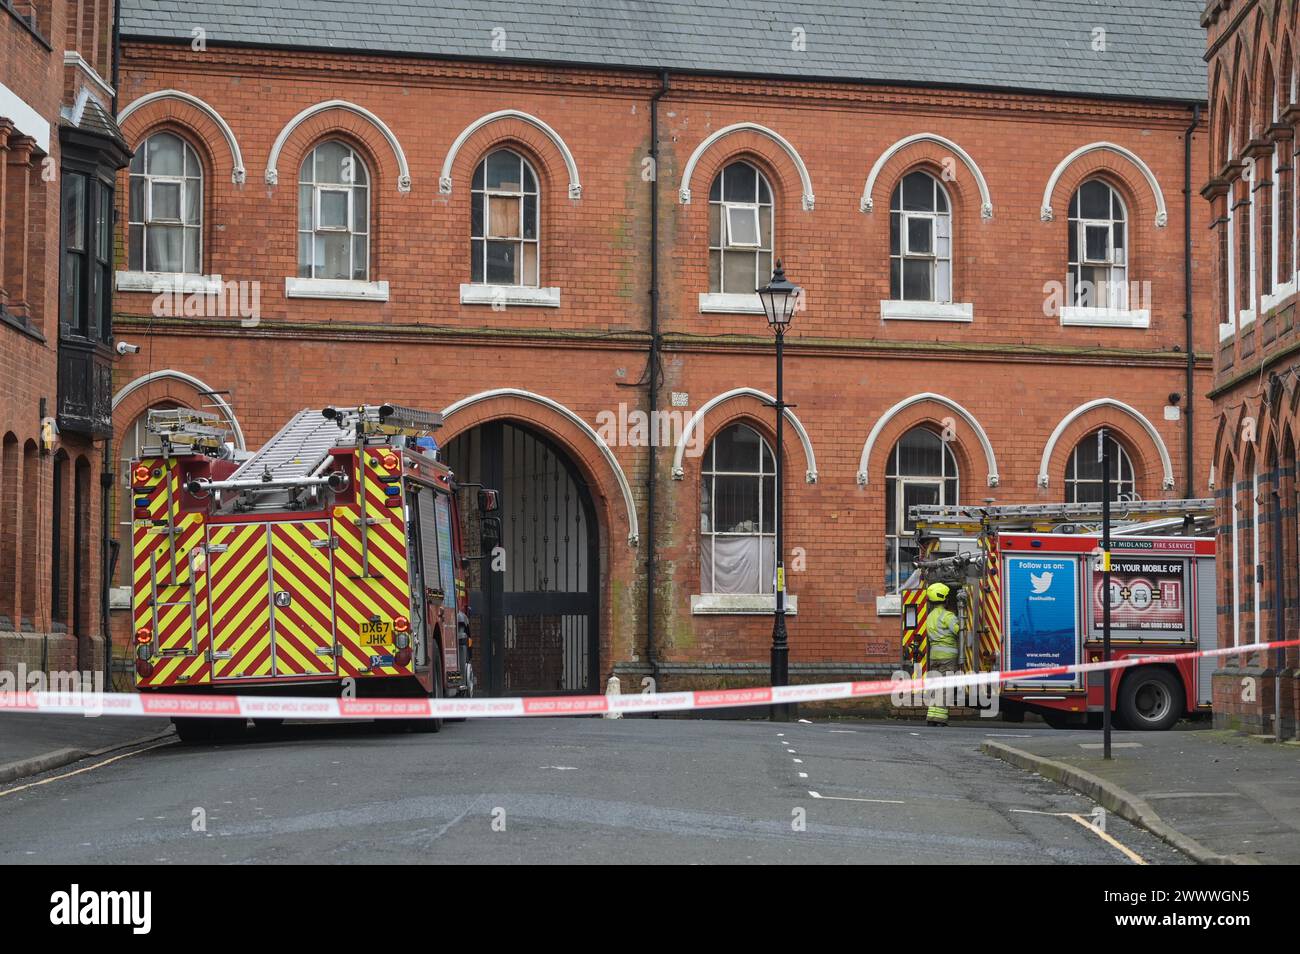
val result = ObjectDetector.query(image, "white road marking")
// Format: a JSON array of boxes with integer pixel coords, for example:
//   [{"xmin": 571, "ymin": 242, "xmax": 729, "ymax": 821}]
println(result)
[
  {"xmin": 1142, "ymin": 792, "xmax": 1243, "ymax": 800},
  {"xmin": 1077, "ymin": 742, "xmax": 1143, "ymax": 750},
  {"xmin": 808, "ymin": 790, "xmax": 906, "ymax": 804},
  {"xmin": 798, "ymin": 772, "xmax": 808, "ymax": 779},
  {"xmin": 828, "ymin": 729, "xmax": 858, "ymax": 734},
  {"xmin": 0, "ymin": 739, "xmax": 175, "ymax": 798},
  {"xmin": 792, "ymin": 758, "xmax": 803, "ymax": 764},
  {"xmin": 539, "ymin": 765, "xmax": 577, "ymax": 771}
]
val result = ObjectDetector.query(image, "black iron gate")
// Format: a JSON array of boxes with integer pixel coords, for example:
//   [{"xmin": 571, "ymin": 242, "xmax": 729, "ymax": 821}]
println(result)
[{"xmin": 444, "ymin": 421, "xmax": 599, "ymax": 695}]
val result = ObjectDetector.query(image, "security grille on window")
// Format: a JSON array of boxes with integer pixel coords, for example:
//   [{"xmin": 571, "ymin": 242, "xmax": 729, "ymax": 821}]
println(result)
[
  {"xmin": 471, "ymin": 149, "xmax": 539, "ymax": 286},
  {"xmin": 1068, "ymin": 180, "xmax": 1128, "ymax": 310},
  {"xmin": 298, "ymin": 141, "xmax": 370, "ymax": 281},
  {"xmin": 890, "ymin": 171, "xmax": 952, "ymax": 303},
  {"xmin": 884, "ymin": 427, "xmax": 959, "ymax": 593},
  {"xmin": 1065, "ymin": 432, "xmax": 1135, "ymax": 504},
  {"xmin": 128, "ymin": 132, "xmax": 203, "ymax": 274},
  {"xmin": 699, "ymin": 423, "xmax": 777, "ymax": 594},
  {"xmin": 708, "ymin": 161, "xmax": 773, "ymax": 294}
]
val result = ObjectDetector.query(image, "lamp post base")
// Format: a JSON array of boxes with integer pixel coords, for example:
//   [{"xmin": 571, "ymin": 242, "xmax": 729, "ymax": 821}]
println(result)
[{"xmin": 770, "ymin": 614, "xmax": 791, "ymax": 723}]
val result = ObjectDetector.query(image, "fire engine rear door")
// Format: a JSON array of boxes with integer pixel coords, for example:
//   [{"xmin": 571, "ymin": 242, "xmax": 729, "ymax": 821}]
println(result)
[
  {"xmin": 267, "ymin": 521, "xmax": 338, "ymax": 677},
  {"xmin": 208, "ymin": 523, "xmax": 274, "ymax": 680}
]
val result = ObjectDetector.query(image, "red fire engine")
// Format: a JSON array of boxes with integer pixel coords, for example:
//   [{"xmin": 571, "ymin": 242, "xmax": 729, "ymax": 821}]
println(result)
[
  {"xmin": 130, "ymin": 404, "xmax": 496, "ymax": 741},
  {"xmin": 899, "ymin": 498, "xmax": 1216, "ymax": 730}
]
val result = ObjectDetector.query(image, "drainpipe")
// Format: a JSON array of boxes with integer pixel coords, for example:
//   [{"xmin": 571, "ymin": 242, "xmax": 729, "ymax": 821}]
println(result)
[
  {"xmin": 645, "ymin": 71, "xmax": 668, "ymax": 688},
  {"xmin": 111, "ymin": 0, "xmax": 122, "ymax": 114},
  {"xmin": 1183, "ymin": 103, "xmax": 1200, "ymax": 501},
  {"xmin": 100, "ymin": 441, "xmax": 115, "ymax": 689},
  {"xmin": 1271, "ymin": 474, "xmax": 1285, "ymax": 741}
]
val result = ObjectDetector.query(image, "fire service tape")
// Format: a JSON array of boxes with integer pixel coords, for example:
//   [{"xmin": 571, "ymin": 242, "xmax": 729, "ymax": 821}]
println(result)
[{"xmin": 1, "ymin": 640, "xmax": 1296, "ymax": 721}]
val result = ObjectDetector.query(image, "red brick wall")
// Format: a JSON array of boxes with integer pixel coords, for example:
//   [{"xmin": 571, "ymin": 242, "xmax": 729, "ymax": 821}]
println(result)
[
  {"xmin": 1205, "ymin": 0, "xmax": 1300, "ymax": 737},
  {"xmin": 109, "ymin": 40, "xmax": 1215, "ymax": 685},
  {"xmin": 0, "ymin": 0, "xmax": 111, "ymax": 678}
]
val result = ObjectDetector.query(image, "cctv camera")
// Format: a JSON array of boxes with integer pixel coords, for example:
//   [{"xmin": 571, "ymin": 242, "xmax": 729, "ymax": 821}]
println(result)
[{"xmin": 116, "ymin": 341, "xmax": 141, "ymax": 356}]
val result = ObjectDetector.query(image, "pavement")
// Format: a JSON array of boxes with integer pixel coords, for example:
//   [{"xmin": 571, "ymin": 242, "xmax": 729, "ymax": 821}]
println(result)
[
  {"xmin": 0, "ymin": 716, "xmax": 1189, "ymax": 864},
  {"xmin": 981, "ymin": 725, "xmax": 1300, "ymax": 865},
  {"xmin": 0, "ymin": 712, "xmax": 173, "ymax": 784}
]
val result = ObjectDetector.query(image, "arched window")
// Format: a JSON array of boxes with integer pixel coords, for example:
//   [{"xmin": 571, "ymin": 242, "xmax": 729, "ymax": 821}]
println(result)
[
  {"xmin": 471, "ymin": 148, "xmax": 539, "ymax": 286},
  {"xmin": 128, "ymin": 131, "xmax": 202, "ymax": 274},
  {"xmin": 700, "ymin": 423, "xmax": 777, "ymax": 594},
  {"xmin": 1064, "ymin": 432, "xmax": 1135, "ymax": 503},
  {"xmin": 1068, "ymin": 180, "xmax": 1128, "ymax": 309},
  {"xmin": 890, "ymin": 171, "xmax": 951, "ymax": 303},
  {"xmin": 885, "ymin": 427, "xmax": 958, "ymax": 591},
  {"xmin": 708, "ymin": 161, "xmax": 773, "ymax": 294},
  {"xmin": 298, "ymin": 141, "xmax": 369, "ymax": 280}
]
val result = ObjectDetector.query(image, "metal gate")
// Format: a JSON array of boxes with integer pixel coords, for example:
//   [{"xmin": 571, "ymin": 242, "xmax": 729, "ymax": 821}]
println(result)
[{"xmin": 445, "ymin": 421, "xmax": 599, "ymax": 695}]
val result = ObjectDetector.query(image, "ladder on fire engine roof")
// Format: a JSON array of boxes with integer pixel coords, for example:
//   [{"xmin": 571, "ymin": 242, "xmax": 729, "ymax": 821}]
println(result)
[
  {"xmin": 145, "ymin": 408, "xmax": 232, "ymax": 457},
  {"xmin": 229, "ymin": 409, "xmax": 344, "ymax": 484},
  {"xmin": 225, "ymin": 404, "xmax": 445, "ymax": 486},
  {"xmin": 909, "ymin": 498, "xmax": 1215, "ymax": 534}
]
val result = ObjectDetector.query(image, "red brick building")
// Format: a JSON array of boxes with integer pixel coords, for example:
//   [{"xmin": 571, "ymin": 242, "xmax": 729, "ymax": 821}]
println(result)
[
  {"xmin": 104, "ymin": 1, "xmax": 1213, "ymax": 695},
  {"xmin": 1204, "ymin": 0, "xmax": 1300, "ymax": 737},
  {"xmin": 1, "ymin": 0, "xmax": 129, "ymax": 680}
]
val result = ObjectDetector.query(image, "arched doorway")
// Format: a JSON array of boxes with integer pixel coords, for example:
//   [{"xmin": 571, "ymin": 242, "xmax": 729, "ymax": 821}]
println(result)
[{"xmin": 444, "ymin": 421, "xmax": 599, "ymax": 695}]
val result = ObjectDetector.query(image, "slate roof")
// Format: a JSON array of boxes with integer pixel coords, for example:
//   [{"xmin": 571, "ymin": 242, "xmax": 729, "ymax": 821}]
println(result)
[{"xmin": 119, "ymin": 0, "xmax": 1208, "ymax": 102}]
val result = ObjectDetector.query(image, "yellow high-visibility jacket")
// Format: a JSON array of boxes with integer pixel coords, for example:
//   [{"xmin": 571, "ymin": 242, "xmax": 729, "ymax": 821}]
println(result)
[{"xmin": 924, "ymin": 606, "xmax": 960, "ymax": 663}]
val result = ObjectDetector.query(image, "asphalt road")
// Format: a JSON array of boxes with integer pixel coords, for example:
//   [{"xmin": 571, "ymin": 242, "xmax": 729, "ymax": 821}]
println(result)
[{"xmin": 0, "ymin": 717, "xmax": 1190, "ymax": 864}]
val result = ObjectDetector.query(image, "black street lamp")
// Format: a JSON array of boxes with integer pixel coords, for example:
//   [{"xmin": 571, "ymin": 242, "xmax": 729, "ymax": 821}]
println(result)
[{"xmin": 757, "ymin": 260, "xmax": 800, "ymax": 722}]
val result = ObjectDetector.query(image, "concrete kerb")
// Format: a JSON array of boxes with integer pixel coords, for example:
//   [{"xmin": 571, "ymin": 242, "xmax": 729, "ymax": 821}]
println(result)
[
  {"xmin": 980, "ymin": 740, "xmax": 1256, "ymax": 866},
  {"xmin": 0, "ymin": 727, "xmax": 176, "ymax": 786}
]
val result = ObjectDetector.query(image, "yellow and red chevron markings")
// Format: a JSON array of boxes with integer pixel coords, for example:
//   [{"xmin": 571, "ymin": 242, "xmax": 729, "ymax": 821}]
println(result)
[
  {"xmin": 134, "ymin": 460, "xmax": 211, "ymax": 687},
  {"xmin": 900, "ymin": 587, "xmax": 928, "ymax": 663},
  {"xmin": 268, "ymin": 521, "xmax": 336, "ymax": 677},
  {"xmin": 980, "ymin": 538, "xmax": 1003, "ymax": 659},
  {"xmin": 209, "ymin": 523, "xmax": 273, "ymax": 680},
  {"xmin": 332, "ymin": 451, "xmax": 412, "ymax": 678}
]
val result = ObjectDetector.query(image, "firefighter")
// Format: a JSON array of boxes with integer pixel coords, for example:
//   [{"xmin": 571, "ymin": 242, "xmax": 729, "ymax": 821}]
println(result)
[{"xmin": 923, "ymin": 582, "xmax": 960, "ymax": 726}]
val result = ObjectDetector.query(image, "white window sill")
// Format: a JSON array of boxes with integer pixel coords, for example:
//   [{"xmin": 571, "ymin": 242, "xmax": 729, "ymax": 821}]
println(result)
[
  {"xmin": 1219, "ymin": 321, "xmax": 1236, "ymax": 342},
  {"xmin": 1261, "ymin": 280, "xmax": 1296, "ymax": 312},
  {"xmin": 460, "ymin": 284, "xmax": 560, "ymax": 308},
  {"xmin": 880, "ymin": 300, "xmax": 973, "ymax": 322},
  {"xmin": 1239, "ymin": 308, "xmax": 1256, "ymax": 328},
  {"xmin": 698, "ymin": 292, "xmax": 765, "ymax": 315},
  {"xmin": 1060, "ymin": 306, "xmax": 1150, "ymax": 329},
  {"xmin": 116, "ymin": 271, "xmax": 224, "ymax": 295},
  {"xmin": 108, "ymin": 585, "xmax": 131, "ymax": 610},
  {"xmin": 690, "ymin": 593, "xmax": 798, "ymax": 616},
  {"xmin": 876, "ymin": 594, "xmax": 901, "ymax": 617},
  {"xmin": 285, "ymin": 277, "xmax": 389, "ymax": 301}
]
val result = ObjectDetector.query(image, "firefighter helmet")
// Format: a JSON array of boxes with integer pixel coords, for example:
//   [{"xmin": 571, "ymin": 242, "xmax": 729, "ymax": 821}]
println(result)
[{"xmin": 926, "ymin": 582, "xmax": 950, "ymax": 603}]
